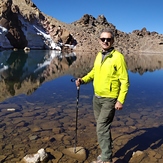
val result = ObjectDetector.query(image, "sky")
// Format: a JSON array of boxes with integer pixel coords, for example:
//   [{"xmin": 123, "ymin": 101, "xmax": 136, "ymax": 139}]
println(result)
[{"xmin": 32, "ymin": 0, "xmax": 163, "ymax": 34}]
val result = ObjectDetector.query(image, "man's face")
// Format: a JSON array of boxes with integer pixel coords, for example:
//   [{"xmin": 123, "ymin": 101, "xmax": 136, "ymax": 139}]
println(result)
[{"xmin": 99, "ymin": 32, "xmax": 114, "ymax": 51}]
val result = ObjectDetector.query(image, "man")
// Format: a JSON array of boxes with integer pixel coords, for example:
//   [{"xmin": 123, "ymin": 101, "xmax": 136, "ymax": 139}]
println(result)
[{"xmin": 75, "ymin": 29, "xmax": 129, "ymax": 163}]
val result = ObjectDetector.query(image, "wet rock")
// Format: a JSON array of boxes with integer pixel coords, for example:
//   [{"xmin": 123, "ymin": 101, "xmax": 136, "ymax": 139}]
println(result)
[
  {"xmin": 40, "ymin": 123, "xmax": 53, "ymax": 131},
  {"xmin": 23, "ymin": 111, "xmax": 36, "ymax": 117},
  {"xmin": 21, "ymin": 148, "xmax": 48, "ymax": 163},
  {"xmin": 52, "ymin": 127, "xmax": 63, "ymax": 134},
  {"xmin": 30, "ymin": 126, "xmax": 42, "ymax": 132},
  {"xmin": 41, "ymin": 136, "xmax": 55, "ymax": 143},
  {"xmin": 155, "ymin": 153, "xmax": 162, "ymax": 159},
  {"xmin": 46, "ymin": 148, "xmax": 63, "ymax": 162},
  {"xmin": 4, "ymin": 144, "xmax": 13, "ymax": 150},
  {"xmin": 62, "ymin": 147, "xmax": 87, "ymax": 161},
  {"xmin": 29, "ymin": 135, "xmax": 38, "ymax": 141},
  {"xmin": 129, "ymin": 150, "xmax": 147, "ymax": 163},
  {"xmin": 0, "ymin": 134, "xmax": 4, "ymax": 139},
  {"xmin": 53, "ymin": 134, "xmax": 65, "ymax": 141},
  {"xmin": 63, "ymin": 135, "xmax": 72, "ymax": 145},
  {"xmin": 129, "ymin": 113, "xmax": 141, "ymax": 119},
  {"xmin": 15, "ymin": 121, "xmax": 28, "ymax": 128},
  {"xmin": 0, "ymin": 155, "xmax": 7, "ymax": 162},
  {"xmin": 46, "ymin": 108, "xmax": 59, "ymax": 116}
]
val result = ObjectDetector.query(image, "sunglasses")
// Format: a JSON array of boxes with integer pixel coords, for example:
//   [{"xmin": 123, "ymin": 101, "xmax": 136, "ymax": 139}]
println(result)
[{"xmin": 100, "ymin": 38, "xmax": 112, "ymax": 42}]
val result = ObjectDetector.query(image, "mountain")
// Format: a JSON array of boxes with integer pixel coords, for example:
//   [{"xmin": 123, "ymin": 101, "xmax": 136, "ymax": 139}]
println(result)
[{"xmin": 0, "ymin": 0, "xmax": 163, "ymax": 54}]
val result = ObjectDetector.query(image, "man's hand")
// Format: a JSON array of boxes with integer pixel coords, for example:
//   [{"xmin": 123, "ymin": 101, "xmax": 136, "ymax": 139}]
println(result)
[
  {"xmin": 115, "ymin": 101, "xmax": 123, "ymax": 110},
  {"xmin": 75, "ymin": 78, "xmax": 83, "ymax": 87}
]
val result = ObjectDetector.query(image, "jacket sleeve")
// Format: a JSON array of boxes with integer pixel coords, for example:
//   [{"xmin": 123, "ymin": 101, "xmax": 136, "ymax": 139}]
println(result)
[
  {"xmin": 82, "ymin": 66, "xmax": 95, "ymax": 83},
  {"xmin": 116, "ymin": 55, "xmax": 129, "ymax": 104}
]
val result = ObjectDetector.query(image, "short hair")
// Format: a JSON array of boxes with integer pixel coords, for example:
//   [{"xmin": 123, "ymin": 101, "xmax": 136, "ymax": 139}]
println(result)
[{"xmin": 99, "ymin": 29, "xmax": 115, "ymax": 40}]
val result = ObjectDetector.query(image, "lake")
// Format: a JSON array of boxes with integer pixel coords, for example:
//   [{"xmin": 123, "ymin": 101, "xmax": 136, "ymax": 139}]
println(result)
[{"xmin": 0, "ymin": 50, "xmax": 163, "ymax": 163}]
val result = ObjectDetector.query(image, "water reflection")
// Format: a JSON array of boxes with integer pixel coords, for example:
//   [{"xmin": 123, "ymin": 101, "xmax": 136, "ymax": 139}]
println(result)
[
  {"xmin": 1, "ymin": 51, "xmax": 28, "ymax": 95},
  {"xmin": 0, "ymin": 50, "xmax": 76, "ymax": 102},
  {"xmin": 126, "ymin": 53, "xmax": 163, "ymax": 74},
  {"xmin": 1, "ymin": 50, "xmax": 163, "ymax": 103}
]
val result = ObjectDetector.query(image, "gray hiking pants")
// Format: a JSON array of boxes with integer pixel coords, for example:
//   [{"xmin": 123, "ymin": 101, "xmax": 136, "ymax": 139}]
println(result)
[{"xmin": 93, "ymin": 95, "xmax": 116, "ymax": 162}]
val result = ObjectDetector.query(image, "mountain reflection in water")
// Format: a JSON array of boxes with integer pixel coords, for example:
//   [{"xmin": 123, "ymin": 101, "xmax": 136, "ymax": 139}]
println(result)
[
  {"xmin": 0, "ymin": 50, "xmax": 77, "ymax": 102},
  {"xmin": 0, "ymin": 50, "xmax": 163, "ymax": 103},
  {"xmin": 0, "ymin": 50, "xmax": 163, "ymax": 163}
]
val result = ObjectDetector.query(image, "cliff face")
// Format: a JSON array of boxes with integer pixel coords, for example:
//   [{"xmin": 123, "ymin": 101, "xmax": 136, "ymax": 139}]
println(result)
[
  {"xmin": 0, "ymin": 0, "xmax": 163, "ymax": 54},
  {"xmin": 0, "ymin": 0, "xmax": 74, "ymax": 50},
  {"xmin": 0, "ymin": 0, "xmax": 28, "ymax": 48}
]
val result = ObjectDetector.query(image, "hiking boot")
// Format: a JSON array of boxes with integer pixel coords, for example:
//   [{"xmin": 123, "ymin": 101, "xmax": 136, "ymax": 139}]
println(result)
[
  {"xmin": 97, "ymin": 154, "xmax": 101, "ymax": 161},
  {"xmin": 93, "ymin": 154, "xmax": 113, "ymax": 163}
]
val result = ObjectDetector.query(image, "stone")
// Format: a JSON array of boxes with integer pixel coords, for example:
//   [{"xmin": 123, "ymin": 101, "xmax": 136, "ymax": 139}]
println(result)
[
  {"xmin": 0, "ymin": 155, "xmax": 7, "ymax": 162},
  {"xmin": 46, "ymin": 148, "xmax": 63, "ymax": 162},
  {"xmin": 129, "ymin": 151, "xmax": 147, "ymax": 163},
  {"xmin": 29, "ymin": 135, "xmax": 38, "ymax": 141},
  {"xmin": 132, "ymin": 150, "xmax": 143, "ymax": 156},
  {"xmin": 30, "ymin": 126, "xmax": 42, "ymax": 132},
  {"xmin": 21, "ymin": 148, "xmax": 48, "ymax": 163},
  {"xmin": 37, "ymin": 148, "xmax": 48, "ymax": 161},
  {"xmin": 62, "ymin": 146, "xmax": 87, "ymax": 161},
  {"xmin": 21, "ymin": 153, "xmax": 40, "ymax": 163}
]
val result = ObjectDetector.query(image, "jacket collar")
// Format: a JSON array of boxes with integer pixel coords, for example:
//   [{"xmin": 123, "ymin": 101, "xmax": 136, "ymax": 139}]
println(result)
[{"xmin": 101, "ymin": 47, "xmax": 114, "ymax": 55}]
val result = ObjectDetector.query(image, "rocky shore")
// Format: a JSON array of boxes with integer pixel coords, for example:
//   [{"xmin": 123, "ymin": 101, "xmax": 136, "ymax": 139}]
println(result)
[{"xmin": 0, "ymin": 95, "xmax": 163, "ymax": 163}]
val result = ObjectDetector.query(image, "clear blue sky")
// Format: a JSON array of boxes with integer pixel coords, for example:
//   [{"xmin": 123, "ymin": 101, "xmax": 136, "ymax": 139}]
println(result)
[{"xmin": 32, "ymin": 0, "xmax": 163, "ymax": 34}]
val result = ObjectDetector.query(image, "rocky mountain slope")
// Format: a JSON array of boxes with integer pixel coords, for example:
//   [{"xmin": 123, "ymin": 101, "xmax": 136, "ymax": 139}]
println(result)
[{"xmin": 0, "ymin": 0, "xmax": 163, "ymax": 54}]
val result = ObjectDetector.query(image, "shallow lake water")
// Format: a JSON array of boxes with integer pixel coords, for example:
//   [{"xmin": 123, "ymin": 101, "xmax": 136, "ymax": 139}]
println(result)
[{"xmin": 0, "ymin": 50, "xmax": 163, "ymax": 163}]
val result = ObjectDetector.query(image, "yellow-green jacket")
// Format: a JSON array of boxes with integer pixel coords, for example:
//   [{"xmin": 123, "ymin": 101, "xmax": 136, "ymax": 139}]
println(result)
[{"xmin": 82, "ymin": 49, "xmax": 129, "ymax": 104}]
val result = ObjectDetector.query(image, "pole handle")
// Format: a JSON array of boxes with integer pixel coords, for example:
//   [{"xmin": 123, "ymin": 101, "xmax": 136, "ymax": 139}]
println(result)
[
  {"xmin": 71, "ymin": 78, "xmax": 80, "ymax": 90},
  {"xmin": 71, "ymin": 78, "xmax": 77, "ymax": 82}
]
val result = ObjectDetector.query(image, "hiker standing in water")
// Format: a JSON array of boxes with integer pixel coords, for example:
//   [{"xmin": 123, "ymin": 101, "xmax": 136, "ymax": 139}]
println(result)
[{"xmin": 75, "ymin": 29, "xmax": 129, "ymax": 163}]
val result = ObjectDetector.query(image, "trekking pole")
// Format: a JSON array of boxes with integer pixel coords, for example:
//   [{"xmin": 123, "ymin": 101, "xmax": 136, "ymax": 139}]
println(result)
[
  {"xmin": 74, "ymin": 86, "xmax": 80, "ymax": 153},
  {"xmin": 71, "ymin": 78, "xmax": 80, "ymax": 153}
]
